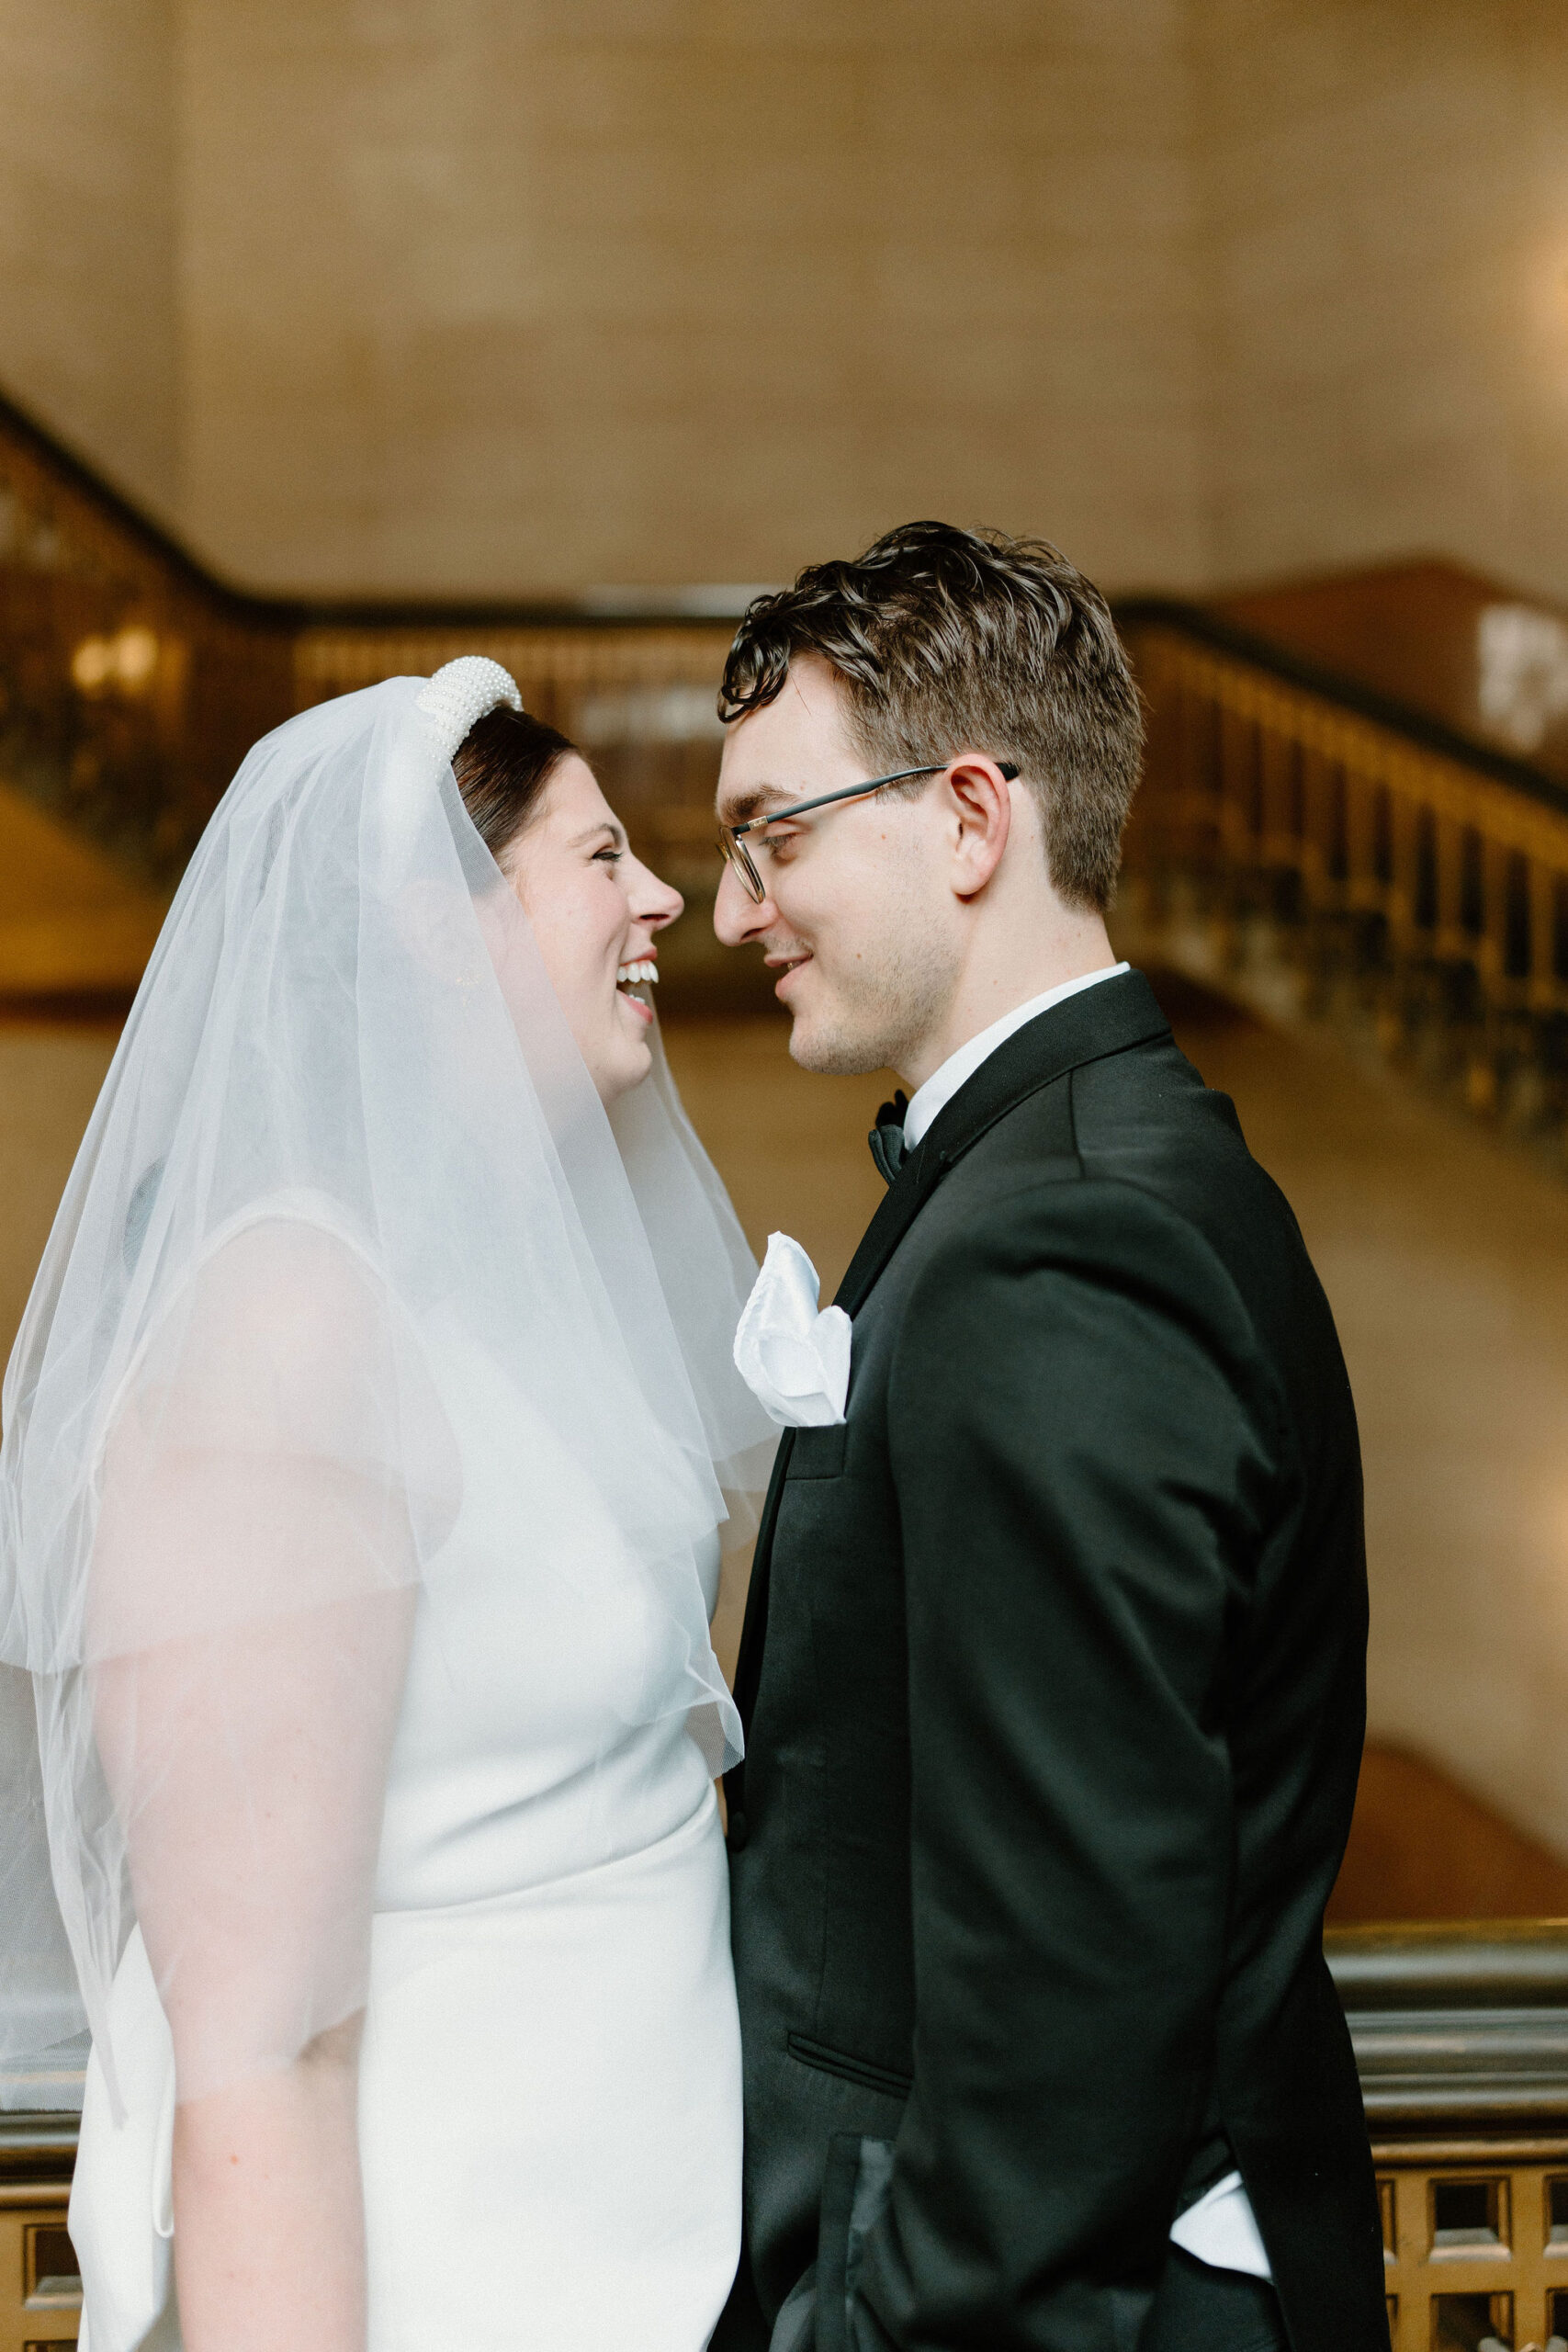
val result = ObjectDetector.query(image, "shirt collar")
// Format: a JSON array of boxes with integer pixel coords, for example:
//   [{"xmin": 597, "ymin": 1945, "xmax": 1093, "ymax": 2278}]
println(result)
[{"xmin": 901, "ymin": 964, "xmax": 1130, "ymax": 1150}]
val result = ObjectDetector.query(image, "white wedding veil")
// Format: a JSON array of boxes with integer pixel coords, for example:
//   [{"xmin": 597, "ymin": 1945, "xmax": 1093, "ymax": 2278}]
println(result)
[{"xmin": 0, "ymin": 662, "xmax": 774, "ymax": 2113}]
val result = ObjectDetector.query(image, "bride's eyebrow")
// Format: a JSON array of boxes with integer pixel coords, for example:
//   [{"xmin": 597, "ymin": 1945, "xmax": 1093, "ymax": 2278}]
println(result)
[{"xmin": 570, "ymin": 820, "xmax": 627, "ymax": 850}]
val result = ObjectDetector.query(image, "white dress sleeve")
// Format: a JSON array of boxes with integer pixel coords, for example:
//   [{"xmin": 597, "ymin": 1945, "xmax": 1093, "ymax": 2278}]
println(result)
[{"xmin": 87, "ymin": 1216, "xmax": 441, "ymax": 2106}]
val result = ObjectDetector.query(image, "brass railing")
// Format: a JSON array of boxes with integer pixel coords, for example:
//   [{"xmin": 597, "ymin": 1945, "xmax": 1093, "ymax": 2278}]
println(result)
[
  {"xmin": 1331, "ymin": 1922, "xmax": 1568, "ymax": 2351},
  {"xmin": 296, "ymin": 620, "xmax": 735, "ymax": 933},
  {"xmin": 0, "ymin": 2111, "xmax": 75, "ymax": 2352},
  {"xmin": 1117, "ymin": 605, "xmax": 1568, "ymax": 1137},
  {"xmin": 0, "ymin": 390, "xmax": 294, "ymax": 889},
  {"xmin": 0, "ymin": 388, "xmax": 739, "ymax": 943},
  {"xmin": 10, "ymin": 1927, "xmax": 1568, "ymax": 2352},
  {"xmin": 14, "ymin": 377, "xmax": 1568, "ymax": 1069}
]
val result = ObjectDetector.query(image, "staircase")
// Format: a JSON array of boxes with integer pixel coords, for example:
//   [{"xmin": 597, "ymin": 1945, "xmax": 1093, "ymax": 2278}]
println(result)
[
  {"xmin": 11, "ymin": 377, "xmax": 1568, "ymax": 1087},
  {"xmin": 1114, "ymin": 576, "xmax": 1568, "ymax": 1169},
  {"xmin": 0, "ymin": 382, "xmax": 747, "ymax": 1001}
]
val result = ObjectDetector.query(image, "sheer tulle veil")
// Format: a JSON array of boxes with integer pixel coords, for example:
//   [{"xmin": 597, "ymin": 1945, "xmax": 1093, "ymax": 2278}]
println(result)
[{"xmin": 0, "ymin": 663, "xmax": 775, "ymax": 2111}]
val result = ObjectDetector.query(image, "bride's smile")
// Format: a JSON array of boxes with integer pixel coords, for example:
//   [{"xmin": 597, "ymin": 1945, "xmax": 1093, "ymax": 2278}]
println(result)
[{"xmin": 502, "ymin": 750, "xmax": 682, "ymax": 1103}]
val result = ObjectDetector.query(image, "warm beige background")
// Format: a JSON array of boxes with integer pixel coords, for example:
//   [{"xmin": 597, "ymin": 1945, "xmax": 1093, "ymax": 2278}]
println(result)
[
  {"xmin": 0, "ymin": 0, "xmax": 180, "ymax": 520},
  {"xmin": 4, "ymin": 1, "xmax": 1566, "ymax": 601},
  {"xmin": 1190, "ymin": 0, "xmax": 1568, "ymax": 600},
  {"xmin": 177, "ymin": 0, "xmax": 1205, "ymax": 596}
]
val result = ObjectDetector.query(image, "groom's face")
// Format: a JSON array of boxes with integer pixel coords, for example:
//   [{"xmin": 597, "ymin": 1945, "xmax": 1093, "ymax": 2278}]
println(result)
[{"xmin": 714, "ymin": 657, "xmax": 961, "ymax": 1077}]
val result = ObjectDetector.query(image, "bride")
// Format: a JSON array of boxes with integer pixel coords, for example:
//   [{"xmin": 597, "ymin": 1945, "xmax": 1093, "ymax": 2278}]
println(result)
[{"xmin": 0, "ymin": 658, "xmax": 775, "ymax": 2350}]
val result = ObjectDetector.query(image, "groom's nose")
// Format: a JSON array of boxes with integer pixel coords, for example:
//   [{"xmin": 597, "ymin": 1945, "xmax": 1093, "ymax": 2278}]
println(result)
[{"xmin": 713, "ymin": 861, "xmax": 777, "ymax": 945}]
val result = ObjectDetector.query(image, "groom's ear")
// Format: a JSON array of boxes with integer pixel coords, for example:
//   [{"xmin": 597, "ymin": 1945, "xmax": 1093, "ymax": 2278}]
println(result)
[{"xmin": 943, "ymin": 756, "xmax": 1015, "ymax": 901}]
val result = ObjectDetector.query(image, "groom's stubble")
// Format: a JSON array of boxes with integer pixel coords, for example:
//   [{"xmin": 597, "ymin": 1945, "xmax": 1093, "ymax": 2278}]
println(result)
[
  {"xmin": 785, "ymin": 918, "xmax": 960, "ymax": 1079},
  {"xmin": 781, "ymin": 827, "xmax": 964, "ymax": 1080}
]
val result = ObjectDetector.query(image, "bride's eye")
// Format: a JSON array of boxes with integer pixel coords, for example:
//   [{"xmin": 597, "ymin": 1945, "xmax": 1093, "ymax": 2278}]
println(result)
[{"xmin": 592, "ymin": 846, "xmax": 624, "ymax": 866}]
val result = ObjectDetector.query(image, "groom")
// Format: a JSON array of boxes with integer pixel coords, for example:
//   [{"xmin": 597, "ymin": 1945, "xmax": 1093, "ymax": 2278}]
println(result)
[{"xmin": 709, "ymin": 523, "xmax": 1386, "ymax": 2351}]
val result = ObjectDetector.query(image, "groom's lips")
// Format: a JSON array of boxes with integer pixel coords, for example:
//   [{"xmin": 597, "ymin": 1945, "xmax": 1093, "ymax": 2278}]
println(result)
[{"xmin": 769, "ymin": 952, "xmax": 811, "ymax": 1002}]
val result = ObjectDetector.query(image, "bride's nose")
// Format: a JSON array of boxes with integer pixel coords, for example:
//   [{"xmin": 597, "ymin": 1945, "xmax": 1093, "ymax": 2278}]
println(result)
[{"xmin": 626, "ymin": 854, "xmax": 683, "ymax": 932}]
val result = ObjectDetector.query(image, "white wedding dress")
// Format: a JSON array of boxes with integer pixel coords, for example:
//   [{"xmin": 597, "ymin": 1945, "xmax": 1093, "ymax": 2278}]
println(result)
[
  {"xmin": 3, "ymin": 668, "xmax": 771, "ymax": 2352},
  {"xmin": 70, "ymin": 1320, "xmax": 742, "ymax": 2352}
]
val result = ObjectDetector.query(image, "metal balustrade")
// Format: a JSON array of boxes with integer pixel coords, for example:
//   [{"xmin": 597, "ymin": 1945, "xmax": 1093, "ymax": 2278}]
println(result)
[
  {"xmin": 0, "ymin": 384, "xmax": 745, "ymax": 999},
  {"xmin": 13, "ymin": 1928, "xmax": 1568, "ymax": 2349},
  {"xmin": 1116, "ymin": 605, "xmax": 1568, "ymax": 1143},
  {"xmin": 0, "ymin": 389, "xmax": 294, "ymax": 890},
  {"xmin": 13, "ymin": 378, "xmax": 1568, "ymax": 1078},
  {"xmin": 0, "ymin": 384, "xmax": 735, "ymax": 874}
]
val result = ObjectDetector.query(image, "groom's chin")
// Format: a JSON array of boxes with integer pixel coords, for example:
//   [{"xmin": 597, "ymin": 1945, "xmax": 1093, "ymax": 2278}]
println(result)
[{"xmin": 785, "ymin": 1008, "xmax": 888, "ymax": 1079}]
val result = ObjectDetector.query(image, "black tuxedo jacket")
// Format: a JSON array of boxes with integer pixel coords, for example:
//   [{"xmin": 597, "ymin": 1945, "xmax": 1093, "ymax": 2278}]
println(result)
[{"xmin": 718, "ymin": 970, "xmax": 1386, "ymax": 2352}]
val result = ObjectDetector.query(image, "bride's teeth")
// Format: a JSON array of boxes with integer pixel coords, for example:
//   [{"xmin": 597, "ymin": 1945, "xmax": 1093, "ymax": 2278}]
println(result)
[{"xmin": 616, "ymin": 960, "xmax": 658, "ymax": 986}]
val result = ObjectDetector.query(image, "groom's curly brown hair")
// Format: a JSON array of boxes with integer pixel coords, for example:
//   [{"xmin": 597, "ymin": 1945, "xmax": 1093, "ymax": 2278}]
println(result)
[{"xmin": 717, "ymin": 521, "xmax": 1144, "ymax": 913}]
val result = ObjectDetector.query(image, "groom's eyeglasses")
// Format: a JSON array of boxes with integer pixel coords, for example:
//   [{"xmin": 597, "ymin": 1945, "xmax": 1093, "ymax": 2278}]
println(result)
[{"xmin": 717, "ymin": 760, "xmax": 1019, "ymax": 906}]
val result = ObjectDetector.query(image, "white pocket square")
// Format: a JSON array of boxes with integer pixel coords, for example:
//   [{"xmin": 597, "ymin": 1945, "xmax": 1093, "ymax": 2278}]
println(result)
[{"xmin": 733, "ymin": 1233, "xmax": 852, "ymax": 1429}]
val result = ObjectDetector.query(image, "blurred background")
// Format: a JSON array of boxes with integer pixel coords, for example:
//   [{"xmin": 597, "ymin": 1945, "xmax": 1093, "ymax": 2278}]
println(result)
[
  {"xmin": 5, "ymin": 4, "xmax": 1568, "ymax": 1929},
  {"xmin": 9, "ymin": 8, "xmax": 1568, "ymax": 2339}
]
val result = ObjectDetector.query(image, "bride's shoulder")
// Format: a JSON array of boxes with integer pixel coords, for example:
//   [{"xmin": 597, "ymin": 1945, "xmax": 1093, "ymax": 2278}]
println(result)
[{"xmin": 104, "ymin": 1187, "xmax": 441, "ymax": 1486}]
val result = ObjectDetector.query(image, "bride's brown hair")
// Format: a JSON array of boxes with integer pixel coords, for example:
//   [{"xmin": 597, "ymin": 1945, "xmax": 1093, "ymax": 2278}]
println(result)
[{"xmin": 453, "ymin": 707, "xmax": 578, "ymax": 864}]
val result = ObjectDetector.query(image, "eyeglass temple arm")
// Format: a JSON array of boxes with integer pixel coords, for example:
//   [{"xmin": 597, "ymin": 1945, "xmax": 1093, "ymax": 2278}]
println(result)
[{"xmin": 729, "ymin": 759, "xmax": 1019, "ymax": 840}]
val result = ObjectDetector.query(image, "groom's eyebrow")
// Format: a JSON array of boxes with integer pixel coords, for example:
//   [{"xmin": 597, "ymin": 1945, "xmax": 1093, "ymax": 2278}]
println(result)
[{"xmin": 716, "ymin": 785, "xmax": 791, "ymax": 826}]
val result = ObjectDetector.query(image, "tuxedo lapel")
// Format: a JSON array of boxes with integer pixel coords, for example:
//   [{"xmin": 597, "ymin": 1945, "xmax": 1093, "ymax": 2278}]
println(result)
[
  {"xmin": 726, "ymin": 971, "xmax": 1170, "ymax": 1782},
  {"xmin": 729, "ymin": 1425, "xmax": 795, "ymax": 1745},
  {"xmin": 832, "ymin": 969, "xmax": 1170, "ymax": 1319},
  {"xmin": 832, "ymin": 1147, "xmax": 942, "ymax": 1319}
]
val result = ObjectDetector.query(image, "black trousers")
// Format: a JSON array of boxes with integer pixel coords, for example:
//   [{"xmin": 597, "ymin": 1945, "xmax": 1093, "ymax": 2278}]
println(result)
[{"xmin": 715, "ymin": 2244, "xmax": 1289, "ymax": 2351}]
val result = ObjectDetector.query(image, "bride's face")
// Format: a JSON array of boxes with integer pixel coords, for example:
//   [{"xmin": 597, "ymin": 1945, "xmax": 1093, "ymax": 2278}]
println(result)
[{"xmin": 503, "ymin": 754, "xmax": 683, "ymax": 1102}]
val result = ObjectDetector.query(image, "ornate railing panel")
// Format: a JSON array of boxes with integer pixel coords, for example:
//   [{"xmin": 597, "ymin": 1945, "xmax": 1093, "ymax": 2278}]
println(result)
[
  {"xmin": 0, "ymin": 392, "xmax": 294, "ymax": 891},
  {"xmin": 0, "ymin": 388, "xmax": 750, "ymax": 999},
  {"xmin": 296, "ymin": 620, "xmax": 733, "ymax": 900},
  {"xmin": 13, "ymin": 1929, "xmax": 1568, "ymax": 2349},
  {"xmin": 1118, "ymin": 605, "xmax": 1568, "ymax": 1140},
  {"xmin": 1328, "ymin": 1923, "xmax": 1568, "ymax": 2350}
]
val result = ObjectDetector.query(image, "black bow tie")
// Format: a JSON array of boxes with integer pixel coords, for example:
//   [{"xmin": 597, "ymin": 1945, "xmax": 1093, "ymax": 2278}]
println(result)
[{"xmin": 868, "ymin": 1092, "xmax": 909, "ymax": 1187}]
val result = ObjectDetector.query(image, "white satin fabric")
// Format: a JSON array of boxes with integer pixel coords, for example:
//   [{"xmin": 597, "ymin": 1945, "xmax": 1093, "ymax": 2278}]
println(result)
[
  {"xmin": 73, "ymin": 1327, "xmax": 743, "ymax": 2349},
  {"xmin": 732, "ymin": 1235, "xmax": 851, "ymax": 1429}
]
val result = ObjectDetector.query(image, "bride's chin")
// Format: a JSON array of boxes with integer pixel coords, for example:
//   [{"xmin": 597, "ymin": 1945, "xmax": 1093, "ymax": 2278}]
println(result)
[
  {"xmin": 595, "ymin": 1032, "xmax": 654, "ymax": 1103},
  {"xmin": 615, "ymin": 986, "xmax": 656, "ymax": 1032}
]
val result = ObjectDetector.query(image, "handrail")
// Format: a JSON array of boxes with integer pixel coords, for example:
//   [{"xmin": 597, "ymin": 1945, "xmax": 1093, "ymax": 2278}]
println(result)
[
  {"xmin": 0, "ymin": 381, "xmax": 743, "ymax": 900},
  {"xmin": 0, "ymin": 381, "xmax": 756, "ymax": 636},
  {"xmin": 0, "ymin": 383, "xmax": 276, "ymax": 618},
  {"xmin": 1329, "ymin": 1922, "xmax": 1568, "ymax": 2013},
  {"xmin": 11, "ymin": 369, "xmax": 1568, "ymax": 1092},
  {"xmin": 1116, "ymin": 594, "xmax": 1568, "ymax": 820},
  {"xmin": 1115, "ymin": 605, "xmax": 1568, "ymax": 1140}
]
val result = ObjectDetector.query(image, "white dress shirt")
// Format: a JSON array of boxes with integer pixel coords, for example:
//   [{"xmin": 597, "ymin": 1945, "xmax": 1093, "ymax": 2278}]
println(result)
[
  {"xmin": 902, "ymin": 965, "xmax": 1129, "ymax": 1148},
  {"xmin": 901, "ymin": 960, "xmax": 1273, "ymax": 2286}
]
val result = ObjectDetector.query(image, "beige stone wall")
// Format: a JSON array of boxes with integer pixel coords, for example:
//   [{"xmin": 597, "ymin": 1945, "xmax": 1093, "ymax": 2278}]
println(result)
[
  {"xmin": 6, "ymin": 3, "xmax": 1568, "ymax": 605},
  {"xmin": 1190, "ymin": 0, "xmax": 1568, "ymax": 604},
  {"xmin": 0, "ymin": 0, "xmax": 180, "ymax": 518},
  {"xmin": 176, "ymin": 0, "xmax": 1206, "ymax": 597}
]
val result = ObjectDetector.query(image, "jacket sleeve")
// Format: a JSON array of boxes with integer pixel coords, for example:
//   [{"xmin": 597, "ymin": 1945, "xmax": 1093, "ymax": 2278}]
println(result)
[{"xmin": 849, "ymin": 1178, "xmax": 1283, "ymax": 2352}]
